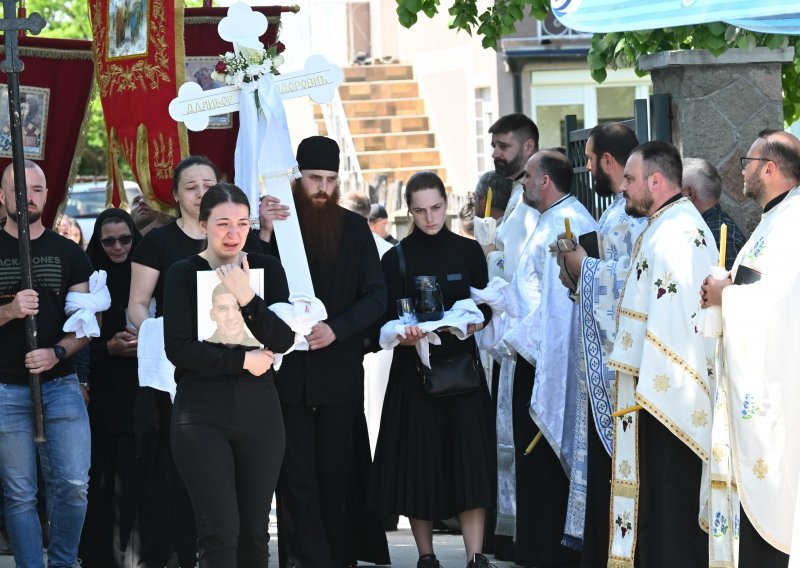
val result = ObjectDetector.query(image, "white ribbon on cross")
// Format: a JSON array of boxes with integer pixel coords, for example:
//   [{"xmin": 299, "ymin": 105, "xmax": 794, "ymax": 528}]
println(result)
[{"xmin": 168, "ymin": 1, "xmax": 343, "ymax": 327}]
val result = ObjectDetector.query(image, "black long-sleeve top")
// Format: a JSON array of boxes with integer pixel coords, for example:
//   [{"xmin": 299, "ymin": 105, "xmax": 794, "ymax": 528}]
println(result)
[
  {"xmin": 381, "ymin": 226, "xmax": 491, "ymax": 357},
  {"xmin": 163, "ymin": 253, "xmax": 295, "ymax": 384},
  {"xmin": 269, "ymin": 208, "xmax": 388, "ymax": 405}
]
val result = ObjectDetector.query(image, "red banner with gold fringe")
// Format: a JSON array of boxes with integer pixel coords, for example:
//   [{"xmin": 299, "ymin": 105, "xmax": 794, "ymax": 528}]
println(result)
[
  {"xmin": 182, "ymin": 6, "xmax": 293, "ymax": 182},
  {"xmin": 0, "ymin": 36, "xmax": 95, "ymax": 227},
  {"xmin": 88, "ymin": 0, "xmax": 187, "ymax": 212}
]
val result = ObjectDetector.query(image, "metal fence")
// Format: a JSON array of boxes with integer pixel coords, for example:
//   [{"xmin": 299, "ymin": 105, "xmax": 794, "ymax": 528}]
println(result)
[{"xmin": 565, "ymin": 94, "xmax": 672, "ymax": 219}]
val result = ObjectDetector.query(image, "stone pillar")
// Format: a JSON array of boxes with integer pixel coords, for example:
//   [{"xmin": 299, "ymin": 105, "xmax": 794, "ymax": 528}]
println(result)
[{"xmin": 639, "ymin": 47, "xmax": 794, "ymax": 234}]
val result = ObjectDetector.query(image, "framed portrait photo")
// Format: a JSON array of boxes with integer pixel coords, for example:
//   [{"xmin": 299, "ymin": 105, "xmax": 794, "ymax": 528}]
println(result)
[
  {"xmin": 0, "ymin": 85, "xmax": 50, "ymax": 160},
  {"xmin": 107, "ymin": 0, "xmax": 149, "ymax": 60},
  {"xmin": 185, "ymin": 56, "xmax": 233, "ymax": 129},
  {"xmin": 197, "ymin": 268, "xmax": 264, "ymax": 348}
]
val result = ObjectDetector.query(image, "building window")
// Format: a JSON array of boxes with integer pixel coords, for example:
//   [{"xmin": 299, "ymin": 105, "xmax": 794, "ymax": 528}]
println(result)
[
  {"xmin": 530, "ymin": 68, "xmax": 651, "ymax": 148},
  {"xmin": 475, "ymin": 87, "xmax": 493, "ymax": 174}
]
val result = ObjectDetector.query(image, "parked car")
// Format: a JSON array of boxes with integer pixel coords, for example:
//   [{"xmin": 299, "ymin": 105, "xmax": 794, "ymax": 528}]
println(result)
[{"xmin": 64, "ymin": 180, "xmax": 140, "ymax": 242}]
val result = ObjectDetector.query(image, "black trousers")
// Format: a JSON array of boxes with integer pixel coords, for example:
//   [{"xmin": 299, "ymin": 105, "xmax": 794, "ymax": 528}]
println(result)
[
  {"xmin": 636, "ymin": 411, "xmax": 707, "ymax": 567},
  {"xmin": 581, "ymin": 404, "xmax": 611, "ymax": 568},
  {"xmin": 134, "ymin": 387, "xmax": 197, "ymax": 568},
  {"xmin": 277, "ymin": 401, "xmax": 359, "ymax": 568},
  {"xmin": 171, "ymin": 378, "xmax": 285, "ymax": 568},
  {"xmin": 512, "ymin": 356, "xmax": 581, "ymax": 568},
  {"xmin": 739, "ymin": 504, "xmax": 789, "ymax": 568},
  {"xmin": 79, "ymin": 432, "xmax": 140, "ymax": 567}
]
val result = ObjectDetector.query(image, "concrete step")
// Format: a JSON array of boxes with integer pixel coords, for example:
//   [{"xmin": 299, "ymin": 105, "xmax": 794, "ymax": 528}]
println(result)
[
  {"xmin": 352, "ymin": 131, "xmax": 436, "ymax": 152},
  {"xmin": 312, "ymin": 98, "xmax": 426, "ymax": 120},
  {"xmin": 362, "ymin": 165, "xmax": 447, "ymax": 186},
  {"xmin": 335, "ymin": 115, "xmax": 430, "ymax": 135},
  {"xmin": 359, "ymin": 148, "xmax": 441, "ymax": 170},
  {"xmin": 339, "ymin": 80, "xmax": 419, "ymax": 101},
  {"xmin": 343, "ymin": 64, "xmax": 414, "ymax": 83}
]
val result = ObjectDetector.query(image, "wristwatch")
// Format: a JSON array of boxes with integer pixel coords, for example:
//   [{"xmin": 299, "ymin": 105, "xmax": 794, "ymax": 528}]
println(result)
[{"xmin": 52, "ymin": 345, "xmax": 67, "ymax": 363}]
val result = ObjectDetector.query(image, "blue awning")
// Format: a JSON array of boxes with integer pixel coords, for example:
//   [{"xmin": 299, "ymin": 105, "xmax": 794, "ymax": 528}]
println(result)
[{"xmin": 552, "ymin": 0, "xmax": 800, "ymax": 34}]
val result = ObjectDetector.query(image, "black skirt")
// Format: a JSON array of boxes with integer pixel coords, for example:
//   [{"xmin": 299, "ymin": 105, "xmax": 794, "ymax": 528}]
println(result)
[{"xmin": 368, "ymin": 343, "xmax": 496, "ymax": 520}]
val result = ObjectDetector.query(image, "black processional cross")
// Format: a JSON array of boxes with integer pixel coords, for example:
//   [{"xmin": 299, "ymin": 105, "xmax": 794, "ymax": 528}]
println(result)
[{"xmin": 1, "ymin": 0, "xmax": 47, "ymax": 442}]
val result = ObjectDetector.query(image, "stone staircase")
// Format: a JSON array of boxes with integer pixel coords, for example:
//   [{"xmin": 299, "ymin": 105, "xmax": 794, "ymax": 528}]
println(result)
[{"xmin": 314, "ymin": 64, "xmax": 447, "ymax": 191}]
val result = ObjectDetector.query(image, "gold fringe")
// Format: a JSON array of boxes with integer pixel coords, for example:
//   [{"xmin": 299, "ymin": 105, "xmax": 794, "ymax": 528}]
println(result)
[
  {"xmin": 608, "ymin": 558, "xmax": 635, "ymax": 568},
  {"xmin": 0, "ymin": 46, "xmax": 94, "ymax": 61},
  {"xmin": 611, "ymin": 481, "xmax": 637, "ymax": 499},
  {"xmin": 174, "ymin": 0, "xmax": 189, "ymax": 159},
  {"xmin": 183, "ymin": 15, "xmax": 284, "ymax": 25}
]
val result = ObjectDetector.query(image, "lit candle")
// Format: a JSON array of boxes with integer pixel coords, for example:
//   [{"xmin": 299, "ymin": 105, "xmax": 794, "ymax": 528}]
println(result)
[
  {"xmin": 718, "ymin": 223, "xmax": 727, "ymax": 268},
  {"xmin": 564, "ymin": 218, "xmax": 572, "ymax": 240},
  {"xmin": 484, "ymin": 187, "xmax": 493, "ymax": 218}
]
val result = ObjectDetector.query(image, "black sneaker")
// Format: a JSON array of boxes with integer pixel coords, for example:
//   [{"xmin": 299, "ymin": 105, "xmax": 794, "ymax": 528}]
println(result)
[
  {"xmin": 418, "ymin": 554, "xmax": 442, "ymax": 568},
  {"xmin": 466, "ymin": 553, "xmax": 496, "ymax": 568}
]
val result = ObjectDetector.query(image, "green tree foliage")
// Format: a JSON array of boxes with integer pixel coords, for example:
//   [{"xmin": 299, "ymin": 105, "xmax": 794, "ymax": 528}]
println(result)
[{"xmin": 396, "ymin": 0, "xmax": 800, "ymax": 123}]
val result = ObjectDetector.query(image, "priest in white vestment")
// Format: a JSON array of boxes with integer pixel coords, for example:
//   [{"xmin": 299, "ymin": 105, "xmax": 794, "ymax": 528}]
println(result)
[
  {"xmin": 504, "ymin": 150, "xmax": 597, "ymax": 566},
  {"xmin": 606, "ymin": 141, "xmax": 717, "ymax": 568},
  {"xmin": 556, "ymin": 123, "xmax": 646, "ymax": 566},
  {"xmin": 701, "ymin": 130, "xmax": 800, "ymax": 568},
  {"xmin": 483, "ymin": 113, "xmax": 540, "ymax": 551}
]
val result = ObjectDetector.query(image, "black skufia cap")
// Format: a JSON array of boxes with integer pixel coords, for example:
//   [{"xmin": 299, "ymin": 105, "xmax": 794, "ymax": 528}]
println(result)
[{"xmin": 296, "ymin": 136, "xmax": 340, "ymax": 172}]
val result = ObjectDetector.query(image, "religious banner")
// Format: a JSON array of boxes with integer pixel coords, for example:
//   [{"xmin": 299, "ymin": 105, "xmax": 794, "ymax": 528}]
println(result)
[
  {"xmin": 0, "ymin": 36, "xmax": 94, "ymax": 227},
  {"xmin": 88, "ymin": 0, "xmax": 186, "ymax": 211},
  {"xmin": 182, "ymin": 5, "xmax": 295, "ymax": 183}
]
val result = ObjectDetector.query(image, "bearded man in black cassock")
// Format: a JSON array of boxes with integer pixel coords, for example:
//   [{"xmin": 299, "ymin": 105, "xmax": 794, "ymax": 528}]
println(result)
[{"xmin": 260, "ymin": 136, "xmax": 387, "ymax": 567}]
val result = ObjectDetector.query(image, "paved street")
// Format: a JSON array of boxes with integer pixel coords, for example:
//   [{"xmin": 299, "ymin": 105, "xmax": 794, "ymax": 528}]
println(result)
[{"xmin": 0, "ymin": 516, "xmax": 518, "ymax": 567}]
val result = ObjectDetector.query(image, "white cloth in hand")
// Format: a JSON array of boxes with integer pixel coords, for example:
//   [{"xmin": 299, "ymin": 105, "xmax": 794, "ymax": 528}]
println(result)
[
  {"xmin": 268, "ymin": 293, "xmax": 328, "ymax": 369},
  {"xmin": 379, "ymin": 299, "xmax": 484, "ymax": 367},
  {"xmin": 473, "ymin": 216, "xmax": 497, "ymax": 246},
  {"xmin": 137, "ymin": 317, "xmax": 176, "ymax": 401},
  {"xmin": 470, "ymin": 277, "xmax": 520, "ymax": 349},
  {"xmin": 63, "ymin": 270, "xmax": 111, "ymax": 338}
]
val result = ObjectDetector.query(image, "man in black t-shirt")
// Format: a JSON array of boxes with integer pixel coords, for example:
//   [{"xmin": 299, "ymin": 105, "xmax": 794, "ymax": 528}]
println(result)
[{"xmin": 0, "ymin": 160, "xmax": 93, "ymax": 567}]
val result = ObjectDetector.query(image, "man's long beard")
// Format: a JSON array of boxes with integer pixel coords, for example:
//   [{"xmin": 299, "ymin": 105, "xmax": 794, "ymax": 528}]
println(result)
[{"xmin": 293, "ymin": 182, "xmax": 342, "ymax": 265}]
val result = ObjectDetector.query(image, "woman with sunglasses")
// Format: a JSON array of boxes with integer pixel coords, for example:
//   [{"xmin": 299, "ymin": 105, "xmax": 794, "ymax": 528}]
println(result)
[
  {"xmin": 163, "ymin": 183, "xmax": 294, "ymax": 567},
  {"xmin": 79, "ymin": 209, "xmax": 142, "ymax": 566},
  {"xmin": 128, "ymin": 156, "xmax": 267, "ymax": 567}
]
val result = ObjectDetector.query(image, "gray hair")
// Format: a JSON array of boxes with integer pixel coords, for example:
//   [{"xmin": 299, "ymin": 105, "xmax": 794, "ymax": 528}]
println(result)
[{"xmin": 682, "ymin": 158, "xmax": 721, "ymax": 201}]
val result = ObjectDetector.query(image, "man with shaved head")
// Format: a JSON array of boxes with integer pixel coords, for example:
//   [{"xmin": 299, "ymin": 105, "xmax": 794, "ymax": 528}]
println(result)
[
  {"xmin": 0, "ymin": 160, "xmax": 93, "ymax": 566},
  {"xmin": 503, "ymin": 150, "xmax": 596, "ymax": 566},
  {"xmin": 701, "ymin": 129, "xmax": 800, "ymax": 567}
]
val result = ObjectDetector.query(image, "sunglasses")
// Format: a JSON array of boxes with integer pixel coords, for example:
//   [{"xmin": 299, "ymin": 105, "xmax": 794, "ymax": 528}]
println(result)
[{"xmin": 100, "ymin": 235, "xmax": 133, "ymax": 247}]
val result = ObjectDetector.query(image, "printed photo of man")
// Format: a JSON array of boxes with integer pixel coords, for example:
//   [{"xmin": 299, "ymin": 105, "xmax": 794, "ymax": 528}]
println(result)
[{"xmin": 205, "ymin": 282, "xmax": 260, "ymax": 347}]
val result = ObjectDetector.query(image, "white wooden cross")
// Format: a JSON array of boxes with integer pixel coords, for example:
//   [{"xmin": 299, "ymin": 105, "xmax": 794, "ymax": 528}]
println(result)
[{"xmin": 168, "ymin": 1, "xmax": 344, "ymax": 299}]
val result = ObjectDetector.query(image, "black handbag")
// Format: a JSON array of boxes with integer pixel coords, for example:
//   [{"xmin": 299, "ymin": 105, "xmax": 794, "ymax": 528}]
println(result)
[
  {"xmin": 395, "ymin": 243, "xmax": 485, "ymax": 398},
  {"xmin": 418, "ymin": 349, "xmax": 484, "ymax": 397}
]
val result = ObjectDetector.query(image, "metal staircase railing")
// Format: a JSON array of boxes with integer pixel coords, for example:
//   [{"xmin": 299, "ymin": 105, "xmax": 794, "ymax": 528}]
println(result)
[{"xmin": 320, "ymin": 90, "xmax": 364, "ymax": 193}]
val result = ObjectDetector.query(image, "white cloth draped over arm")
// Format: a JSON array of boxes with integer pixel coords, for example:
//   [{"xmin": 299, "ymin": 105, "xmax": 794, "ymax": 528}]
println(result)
[
  {"xmin": 378, "ymin": 299, "xmax": 484, "ymax": 367},
  {"xmin": 267, "ymin": 293, "xmax": 328, "ymax": 370},
  {"xmin": 63, "ymin": 270, "xmax": 112, "ymax": 338},
  {"xmin": 470, "ymin": 277, "xmax": 520, "ymax": 349},
  {"xmin": 137, "ymin": 317, "xmax": 176, "ymax": 400}
]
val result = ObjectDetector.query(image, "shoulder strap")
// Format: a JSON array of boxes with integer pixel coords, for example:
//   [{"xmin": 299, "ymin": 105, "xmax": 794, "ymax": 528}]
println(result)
[{"xmin": 394, "ymin": 242, "xmax": 407, "ymax": 297}]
